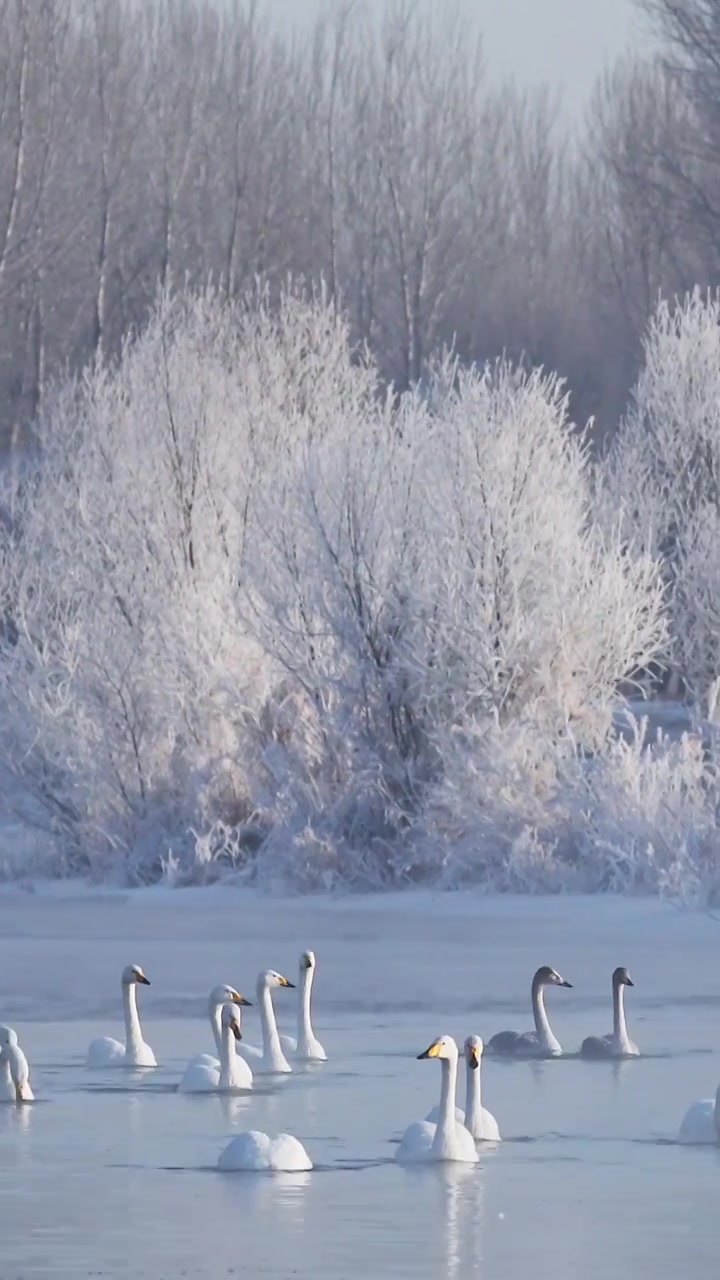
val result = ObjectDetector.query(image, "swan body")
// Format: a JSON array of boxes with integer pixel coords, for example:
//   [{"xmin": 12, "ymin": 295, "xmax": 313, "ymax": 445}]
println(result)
[
  {"xmin": 678, "ymin": 1085, "xmax": 720, "ymax": 1144},
  {"xmin": 86, "ymin": 964, "xmax": 156, "ymax": 1068},
  {"xmin": 0, "ymin": 1056, "xmax": 15, "ymax": 1101},
  {"xmin": 278, "ymin": 951, "xmax": 327, "ymax": 1061},
  {"xmin": 580, "ymin": 967, "xmax": 639, "ymax": 1058},
  {"xmin": 428, "ymin": 1035, "xmax": 500, "ymax": 1141},
  {"xmin": 179, "ymin": 1003, "xmax": 252, "ymax": 1093},
  {"xmin": 425, "ymin": 1102, "xmax": 465, "ymax": 1124},
  {"xmin": 217, "ymin": 1129, "xmax": 312, "ymax": 1172},
  {"xmin": 397, "ymin": 1035, "xmax": 478, "ymax": 1164},
  {"xmin": 236, "ymin": 970, "xmax": 295, "ymax": 1073},
  {"xmin": 180, "ymin": 985, "xmax": 251, "ymax": 1085},
  {"xmin": 488, "ymin": 966, "xmax": 572, "ymax": 1057},
  {"xmin": 0, "ymin": 1026, "xmax": 34, "ymax": 1102}
]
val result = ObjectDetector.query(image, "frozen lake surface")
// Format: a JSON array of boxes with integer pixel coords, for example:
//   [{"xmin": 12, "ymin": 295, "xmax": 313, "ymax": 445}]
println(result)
[{"xmin": 1, "ymin": 887, "xmax": 719, "ymax": 1279}]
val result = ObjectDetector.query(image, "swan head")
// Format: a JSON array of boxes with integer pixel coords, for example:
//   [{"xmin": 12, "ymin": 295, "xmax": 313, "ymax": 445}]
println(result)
[
  {"xmin": 122, "ymin": 964, "xmax": 150, "ymax": 986},
  {"xmin": 464, "ymin": 1035, "xmax": 484, "ymax": 1069},
  {"xmin": 534, "ymin": 965, "xmax": 571, "ymax": 989},
  {"xmin": 210, "ymin": 984, "xmax": 252, "ymax": 1007},
  {"xmin": 0, "ymin": 1025, "xmax": 18, "ymax": 1049},
  {"xmin": 612, "ymin": 966, "xmax": 634, "ymax": 987},
  {"xmin": 259, "ymin": 970, "xmax": 296, "ymax": 991},
  {"xmin": 417, "ymin": 1034, "xmax": 458, "ymax": 1062},
  {"xmin": 301, "ymin": 950, "xmax": 316, "ymax": 971},
  {"xmin": 220, "ymin": 1003, "xmax": 242, "ymax": 1040}
]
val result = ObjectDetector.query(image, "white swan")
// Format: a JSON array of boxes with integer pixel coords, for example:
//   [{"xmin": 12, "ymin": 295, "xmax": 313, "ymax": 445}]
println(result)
[
  {"xmin": 678, "ymin": 1084, "xmax": 720, "ymax": 1144},
  {"xmin": 278, "ymin": 951, "xmax": 327, "ymax": 1062},
  {"xmin": 580, "ymin": 967, "xmax": 639, "ymax": 1058},
  {"xmin": 0, "ymin": 1026, "xmax": 34, "ymax": 1102},
  {"xmin": 426, "ymin": 1036, "xmax": 501, "ymax": 1141},
  {"xmin": 86, "ymin": 964, "xmax": 157, "ymax": 1068},
  {"xmin": 179, "ymin": 1003, "xmax": 253, "ymax": 1093},
  {"xmin": 236, "ymin": 970, "xmax": 295, "ymax": 1073},
  {"xmin": 0, "ymin": 1056, "xmax": 14, "ymax": 1102},
  {"xmin": 181, "ymin": 985, "xmax": 252, "ymax": 1079},
  {"xmin": 396, "ymin": 1035, "xmax": 479, "ymax": 1164},
  {"xmin": 487, "ymin": 966, "xmax": 572, "ymax": 1057},
  {"xmin": 217, "ymin": 1128, "xmax": 312, "ymax": 1172}
]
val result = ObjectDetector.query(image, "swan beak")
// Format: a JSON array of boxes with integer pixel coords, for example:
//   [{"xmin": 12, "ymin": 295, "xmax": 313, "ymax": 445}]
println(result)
[
  {"xmin": 231, "ymin": 1024, "xmax": 242, "ymax": 1041},
  {"xmin": 625, "ymin": 976, "xmax": 634, "ymax": 987},
  {"xmin": 137, "ymin": 974, "xmax": 150, "ymax": 986},
  {"xmin": 559, "ymin": 979, "xmax": 572, "ymax": 988},
  {"xmin": 280, "ymin": 976, "xmax": 296, "ymax": 988},
  {"xmin": 232, "ymin": 993, "xmax": 253, "ymax": 1006},
  {"xmin": 418, "ymin": 1040, "xmax": 441, "ymax": 1060},
  {"xmin": 468, "ymin": 1048, "xmax": 480, "ymax": 1070}
]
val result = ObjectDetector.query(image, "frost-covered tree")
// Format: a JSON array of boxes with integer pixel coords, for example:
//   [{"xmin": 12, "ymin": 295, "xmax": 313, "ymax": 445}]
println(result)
[
  {"xmin": 597, "ymin": 289, "xmax": 720, "ymax": 698},
  {"xmin": 241, "ymin": 350, "xmax": 665, "ymax": 886},
  {"xmin": 0, "ymin": 287, "xmax": 354, "ymax": 875},
  {"xmin": 0, "ymin": 287, "xmax": 666, "ymax": 886}
]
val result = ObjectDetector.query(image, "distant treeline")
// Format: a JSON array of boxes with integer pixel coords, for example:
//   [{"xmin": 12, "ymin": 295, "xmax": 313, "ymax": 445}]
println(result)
[{"xmin": 0, "ymin": 0, "xmax": 718, "ymax": 448}]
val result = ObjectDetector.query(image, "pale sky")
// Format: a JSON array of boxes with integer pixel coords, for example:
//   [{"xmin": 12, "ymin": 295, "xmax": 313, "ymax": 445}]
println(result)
[{"xmin": 265, "ymin": 0, "xmax": 648, "ymax": 114}]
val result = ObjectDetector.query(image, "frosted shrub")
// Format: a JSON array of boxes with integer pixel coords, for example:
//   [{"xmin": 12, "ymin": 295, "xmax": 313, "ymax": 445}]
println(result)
[
  {"xmin": 596, "ymin": 290, "xmax": 720, "ymax": 699},
  {"xmin": 418, "ymin": 716, "xmax": 720, "ymax": 900},
  {"xmin": 0, "ymin": 286, "xmax": 369, "ymax": 877},
  {"xmin": 0, "ymin": 287, "xmax": 670, "ymax": 889},
  {"xmin": 566, "ymin": 725, "xmax": 720, "ymax": 902},
  {"xmin": 418, "ymin": 360, "xmax": 664, "ymax": 742},
  {"xmin": 241, "ymin": 355, "xmax": 666, "ymax": 888}
]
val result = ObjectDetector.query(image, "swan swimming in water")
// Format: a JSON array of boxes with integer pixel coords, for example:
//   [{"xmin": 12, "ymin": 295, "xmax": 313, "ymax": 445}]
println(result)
[
  {"xmin": 236, "ymin": 970, "xmax": 295, "ymax": 1073},
  {"xmin": 278, "ymin": 951, "xmax": 327, "ymax": 1062},
  {"xmin": 580, "ymin": 967, "xmax": 639, "ymax": 1058},
  {"xmin": 487, "ymin": 966, "xmax": 572, "ymax": 1057},
  {"xmin": 426, "ymin": 1036, "xmax": 501, "ymax": 1141},
  {"xmin": 181, "ymin": 985, "xmax": 252, "ymax": 1077},
  {"xmin": 0, "ymin": 1056, "xmax": 13, "ymax": 1102},
  {"xmin": 217, "ymin": 1128, "xmax": 313, "ymax": 1172},
  {"xmin": 678, "ymin": 1084, "xmax": 720, "ymax": 1144},
  {"xmin": 396, "ymin": 1035, "xmax": 479, "ymax": 1164},
  {"xmin": 0, "ymin": 1026, "xmax": 34, "ymax": 1102},
  {"xmin": 179, "ymin": 1004, "xmax": 252, "ymax": 1092},
  {"xmin": 86, "ymin": 964, "xmax": 157, "ymax": 1068}
]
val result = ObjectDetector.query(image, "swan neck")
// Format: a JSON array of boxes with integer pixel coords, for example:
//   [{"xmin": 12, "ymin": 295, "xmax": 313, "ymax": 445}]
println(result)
[
  {"xmin": 209, "ymin": 998, "xmax": 222, "ymax": 1056},
  {"xmin": 532, "ymin": 980, "xmax": 560, "ymax": 1052},
  {"xmin": 219, "ymin": 1021, "xmax": 235, "ymax": 1085},
  {"xmin": 298, "ymin": 967, "xmax": 314, "ymax": 1046},
  {"xmin": 259, "ymin": 982, "xmax": 283, "ymax": 1061},
  {"xmin": 465, "ymin": 1056, "xmax": 481, "ymax": 1131},
  {"xmin": 612, "ymin": 981, "xmax": 627, "ymax": 1047},
  {"xmin": 433, "ymin": 1054, "xmax": 459, "ymax": 1155},
  {"xmin": 123, "ymin": 982, "xmax": 143, "ymax": 1052}
]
